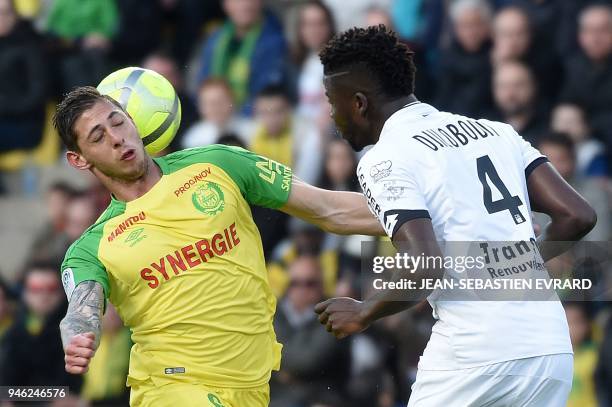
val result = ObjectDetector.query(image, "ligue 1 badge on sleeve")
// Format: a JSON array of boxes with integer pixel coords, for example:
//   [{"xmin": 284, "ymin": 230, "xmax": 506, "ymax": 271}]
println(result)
[{"xmin": 61, "ymin": 268, "xmax": 76, "ymax": 299}]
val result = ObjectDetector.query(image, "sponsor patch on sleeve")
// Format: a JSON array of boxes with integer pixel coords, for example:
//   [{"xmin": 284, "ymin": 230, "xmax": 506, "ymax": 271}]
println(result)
[{"xmin": 61, "ymin": 268, "xmax": 76, "ymax": 300}]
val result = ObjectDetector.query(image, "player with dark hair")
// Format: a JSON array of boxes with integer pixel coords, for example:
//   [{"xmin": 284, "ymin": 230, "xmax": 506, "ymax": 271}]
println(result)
[
  {"xmin": 53, "ymin": 86, "xmax": 383, "ymax": 406},
  {"xmin": 315, "ymin": 25, "xmax": 596, "ymax": 406}
]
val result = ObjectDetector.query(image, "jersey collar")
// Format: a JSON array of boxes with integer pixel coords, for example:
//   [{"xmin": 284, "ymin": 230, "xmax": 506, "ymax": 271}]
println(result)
[{"xmin": 379, "ymin": 102, "xmax": 439, "ymax": 141}]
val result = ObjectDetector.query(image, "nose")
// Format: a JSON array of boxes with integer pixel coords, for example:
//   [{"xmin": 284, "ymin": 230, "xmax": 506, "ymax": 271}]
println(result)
[{"xmin": 108, "ymin": 128, "xmax": 125, "ymax": 148}]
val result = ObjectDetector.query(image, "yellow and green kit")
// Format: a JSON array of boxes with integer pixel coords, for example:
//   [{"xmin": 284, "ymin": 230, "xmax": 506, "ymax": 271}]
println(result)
[{"xmin": 61, "ymin": 145, "xmax": 293, "ymax": 406}]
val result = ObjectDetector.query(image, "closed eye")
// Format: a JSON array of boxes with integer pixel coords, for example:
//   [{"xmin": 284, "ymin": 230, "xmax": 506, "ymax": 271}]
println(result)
[{"xmin": 92, "ymin": 132, "xmax": 104, "ymax": 142}]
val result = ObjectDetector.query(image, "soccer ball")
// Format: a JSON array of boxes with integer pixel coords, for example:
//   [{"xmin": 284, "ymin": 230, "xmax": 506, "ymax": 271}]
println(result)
[{"xmin": 97, "ymin": 67, "xmax": 182, "ymax": 154}]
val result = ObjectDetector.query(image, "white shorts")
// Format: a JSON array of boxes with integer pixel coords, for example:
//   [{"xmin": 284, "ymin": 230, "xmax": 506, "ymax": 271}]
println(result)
[{"xmin": 407, "ymin": 354, "xmax": 573, "ymax": 407}]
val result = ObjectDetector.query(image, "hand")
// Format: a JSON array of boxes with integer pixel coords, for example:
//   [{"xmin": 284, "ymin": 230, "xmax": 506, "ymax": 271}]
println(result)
[
  {"xmin": 314, "ymin": 297, "xmax": 370, "ymax": 339},
  {"xmin": 64, "ymin": 332, "xmax": 96, "ymax": 374}
]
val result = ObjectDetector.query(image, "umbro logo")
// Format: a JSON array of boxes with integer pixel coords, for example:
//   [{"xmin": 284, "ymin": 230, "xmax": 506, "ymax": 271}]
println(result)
[
  {"xmin": 164, "ymin": 367, "xmax": 185, "ymax": 374},
  {"xmin": 107, "ymin": 211, "xmax": 146, "ymax": 242},
  {"xmin": 124, "ymin": 227, "xmax": 146, "ymax": 247}
]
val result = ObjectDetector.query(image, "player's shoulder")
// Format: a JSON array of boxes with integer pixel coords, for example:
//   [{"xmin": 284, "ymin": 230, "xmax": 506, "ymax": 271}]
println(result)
[
  {"xmin": 363, "ymin": 119, "xmax": 432, "ymax": 169},
  {"xmin": 156, "ymin": 145, "xmax": 283, "ymax": 195},
  {"xmin": 65, "ymin": 200, "xmax": 125, "ymax": 259},
  {"xmin": 376, "ymin": 103, "xmax": 452, "ymax": 153},
  {"xmin": 358, "ymin": 140, "xmax": 422, "ymax": 184},
  {"xmin": 473, "ymin": 117, "xmax": 516, "ymax": 137},
  {"xmin": 156, "ymin": 144, "xmax": 258, "ymax": 174},
  {"xmin": 443, "ymin": 112, "xmax": 525, "ymax": 148}
]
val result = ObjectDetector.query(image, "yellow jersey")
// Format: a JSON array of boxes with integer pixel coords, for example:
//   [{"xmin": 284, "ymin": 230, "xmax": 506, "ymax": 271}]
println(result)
[{"xmin": 61, "ymin": 145, "xmax": 293, "ymax": 389}]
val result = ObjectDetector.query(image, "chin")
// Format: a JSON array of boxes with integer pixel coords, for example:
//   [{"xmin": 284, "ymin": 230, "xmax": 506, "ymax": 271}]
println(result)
[
  {"xmin": 114, "ymin": 160, "xmax": 147, "ymax": 181},
  {"xmin": 337, "ymin": 131, "xmax": 360, "ymax": 152},
  {"xmin": 346, "ymin": 138, "xmax": 365, "ymax": 152}
]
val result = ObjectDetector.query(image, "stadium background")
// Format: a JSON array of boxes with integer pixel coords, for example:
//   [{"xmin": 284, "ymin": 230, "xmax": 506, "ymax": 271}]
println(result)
[{"xmin": 0, "ymin": 0, "xmax": 611, "ymax": 405}]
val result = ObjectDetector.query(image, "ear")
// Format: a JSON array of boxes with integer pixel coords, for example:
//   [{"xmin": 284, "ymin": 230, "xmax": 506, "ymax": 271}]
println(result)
[
  {"xmin": 354, "ymin": 92, "xmax": 368, "ymax": 117},
  {"xmin": 66, "ymin": 150, "xmax": 92, "ymax": 171}
]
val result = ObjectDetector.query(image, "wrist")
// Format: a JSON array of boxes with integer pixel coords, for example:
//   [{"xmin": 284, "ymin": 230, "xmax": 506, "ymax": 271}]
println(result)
[{"xmin": 358, "ymin": 301, "xmax": 374, "ymax": 326}]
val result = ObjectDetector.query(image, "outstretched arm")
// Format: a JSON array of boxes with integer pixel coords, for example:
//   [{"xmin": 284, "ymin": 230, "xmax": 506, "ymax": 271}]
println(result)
[
  {"xmin": 528, "ymin": 162, "xmax": 597, "ymax": 261},
  {"xmin": 280, "ymin": 176, "xmax": 385, "ymax": 236},
  {"xmin": 60, "ymin": 281, "xmax": 104, "ymax": 374}
]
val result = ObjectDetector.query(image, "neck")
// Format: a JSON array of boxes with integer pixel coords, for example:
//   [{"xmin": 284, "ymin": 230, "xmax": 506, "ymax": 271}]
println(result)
[
  {"xmin": 235, "ymin": 19, "xmax": 260, "ymax": 38},
  {"xmin": 100, "ymin": 157, "xmax": 162, "ymax": 202},
  {"xmin": 235, "ymin": 26, "xmax": 249, "ymax": 38},
  {"xmin": 372, "ymin": 94, "xmax": 418, "ymax": 141}
]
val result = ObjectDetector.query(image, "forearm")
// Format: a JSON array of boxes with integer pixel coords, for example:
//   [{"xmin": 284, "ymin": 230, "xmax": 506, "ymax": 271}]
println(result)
[
  {"xmin": 361, "ymin": 297, "xmax": 418, "ymax": 325},
  {"xmin": 319, "ymin": 190, "xmax": 384, "ymax": 236},
  {"xmin": 527, "ymin": 163, "xmax": 597, "ymax": 262},
  {"xmin": 537, "ymin": 213, "xmax": 596, "ymax": 262},
  {"xmin": 361, "ymin": 268, "xmax": 435, "ymax": 325},
  {"xmin": 362, "ymin": 224, "xmax": 443, "ymax": 324},
  {"xmin": 59, "ymin": 281, "xmax": 104, "ymax": 349},
  {"xmin": 281, "ymin": 177, "xmax": 385, "ymax": 236}
]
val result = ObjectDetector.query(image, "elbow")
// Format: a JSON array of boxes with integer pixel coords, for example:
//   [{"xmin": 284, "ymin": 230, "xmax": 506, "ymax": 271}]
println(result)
[
  {"xmin": 568, "ymin": 204, "xmax": 597, "ymax": 238},
  {"xmin": 59, "ymin": 314, "xmax": 73, "ymax": 332}
]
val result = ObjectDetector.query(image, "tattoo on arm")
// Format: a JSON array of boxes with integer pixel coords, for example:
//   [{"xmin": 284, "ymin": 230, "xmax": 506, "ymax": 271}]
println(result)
[{"xmin": 59, "ymin": 281, "xmax": 104, "ymax": 349}]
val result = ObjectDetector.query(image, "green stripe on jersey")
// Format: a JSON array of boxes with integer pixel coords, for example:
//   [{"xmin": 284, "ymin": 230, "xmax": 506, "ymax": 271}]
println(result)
[{"xmin": 61, "ymin": 200, "xmax": 125, "ymax": 299}]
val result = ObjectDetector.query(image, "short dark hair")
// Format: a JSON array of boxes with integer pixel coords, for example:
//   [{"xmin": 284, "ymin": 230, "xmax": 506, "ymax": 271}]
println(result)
[
  {"xmin": 256, "ymin": 83, "xmax": 291, "ymax": 101},
  {"xmin": 320, "ymin": 25, "xmax": 416, "ymax": 97},
  {"xmin": 26, "ymin": 258, "xmax": 61, "ymax": 273},
  {"xmin": 217, "ymin": 132, "xmax": 246, "ymax": 148},
  {"xmin": 22, "ymin": 258, "xmax": 62, "ymax": 285},
  {"xmin": 143, "ymin": 49, "xmax": 176, "ymax": 66},
  {"xmin": 47, "ymin": 180, "xmax": 78, "ymax": 197},
  {"xmin": 199, "ymin": 77, "xmax": 233, "ymax": 97},
  {"xmin": 292, "ymin": 0, "xmax": 336, "ymax": 66},
  {"xmin": 537, "ymin": 132, "xmax": 575, "ymax": 156},
  {"xmin": 53, "ymin": 86, "xmax": 124, "ymax": 151}
]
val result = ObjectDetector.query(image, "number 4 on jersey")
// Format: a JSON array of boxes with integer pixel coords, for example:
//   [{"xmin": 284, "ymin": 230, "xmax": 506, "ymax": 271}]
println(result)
[{"xmin": 476, "ymin": 155, "xmax": 526, "ymax": 225}]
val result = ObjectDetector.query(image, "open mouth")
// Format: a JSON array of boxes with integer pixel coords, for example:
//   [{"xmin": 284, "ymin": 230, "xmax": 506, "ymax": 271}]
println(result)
[{"xmin": 121, "ymin": 149, "xmax": 136, "ymax": 161}]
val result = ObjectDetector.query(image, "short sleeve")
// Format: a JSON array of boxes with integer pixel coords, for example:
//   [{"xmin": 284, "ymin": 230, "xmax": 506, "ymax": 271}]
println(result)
[
  {"xmin": 229, "ymin": 147, "xmax": 293, "ymax": 208},
  {"xmin": 508, "ymin": 126, "xmax": 548, "ymax": 178},
  {"xmin": 218, "ymin": 146, "xmax": 293, "ymax": 208},
  {"xmin": 61, "ymin": 234, "xmax": 110, "ymax": 301},
  {"xmin": 357, "ymin": 153, "xmax": 430, "ymax": 238}
]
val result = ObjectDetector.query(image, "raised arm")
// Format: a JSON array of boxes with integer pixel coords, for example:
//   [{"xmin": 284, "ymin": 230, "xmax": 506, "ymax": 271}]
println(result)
[
  {"xmin": 527, "ymin": 162, "xmax": 597, "ymax": 261},
  {"xmin": 60, "ymin": 281, "xmax": 104, "ymax": 374},
  {"xmin": 280, "ymin": 176, "xmax": 385, "ymax": 236}
]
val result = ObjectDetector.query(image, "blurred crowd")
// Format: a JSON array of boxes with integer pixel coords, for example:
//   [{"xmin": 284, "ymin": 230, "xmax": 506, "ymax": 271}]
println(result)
[{"xmin": 0, "ymin": 0, "xmax": 612, "ymax": 406}]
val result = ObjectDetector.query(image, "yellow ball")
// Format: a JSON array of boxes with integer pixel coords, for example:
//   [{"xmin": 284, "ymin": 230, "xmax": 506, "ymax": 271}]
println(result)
[{"xmin": 97, "ymin": 67, "xmax": 182, "ymax": 154}]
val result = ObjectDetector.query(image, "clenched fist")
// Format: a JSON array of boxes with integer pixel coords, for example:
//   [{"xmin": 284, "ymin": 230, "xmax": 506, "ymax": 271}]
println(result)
[
  {"xmin": 64, "ymin": 332, "xmax": 96, "ymax": 374},
  {"xmin": 314, "ymin": 297, "xmax": 370, "ymax": 339}
]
